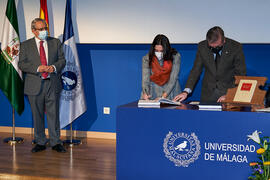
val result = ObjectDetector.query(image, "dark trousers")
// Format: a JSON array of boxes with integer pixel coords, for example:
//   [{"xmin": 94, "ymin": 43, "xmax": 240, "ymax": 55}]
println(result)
[{"xmin": 28, "ymin": 79, "xmax": 61, "ymax": 146}]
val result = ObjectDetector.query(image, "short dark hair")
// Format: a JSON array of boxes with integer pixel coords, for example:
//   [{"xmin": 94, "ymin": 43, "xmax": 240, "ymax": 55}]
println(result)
[
  {"xmin": 148, "ymin": 34, "xmax": 177, "ymax": 65},
  {"xmin": 206, "ymin": 26, "xmax": 224, "ymax": 44}
]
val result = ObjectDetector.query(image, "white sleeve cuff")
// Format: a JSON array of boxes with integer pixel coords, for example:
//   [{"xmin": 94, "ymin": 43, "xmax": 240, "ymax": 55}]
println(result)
[
  {"xmin": 183, "ymin": 88, "xmax": 192, "ymax": 94},
  {"xmin": 52, "ymin": 65, "xmax": 57, "ymax": 73}
]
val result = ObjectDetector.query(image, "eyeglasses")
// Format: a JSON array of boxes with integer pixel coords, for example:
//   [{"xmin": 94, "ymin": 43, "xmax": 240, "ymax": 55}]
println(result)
[{"xmin": 35, "ymin": 27, "xmax": 48, "ymax": 31}]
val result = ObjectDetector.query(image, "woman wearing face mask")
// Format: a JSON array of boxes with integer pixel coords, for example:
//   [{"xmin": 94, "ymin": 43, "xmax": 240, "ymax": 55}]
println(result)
[{"xmin": 141, "ymin": 34, "xmax": 181, "ymax": 100}]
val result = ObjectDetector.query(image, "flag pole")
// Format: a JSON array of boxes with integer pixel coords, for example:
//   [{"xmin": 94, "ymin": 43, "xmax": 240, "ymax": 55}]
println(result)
[
  {"xmin": 63, "ymin": 122, "xmax": 81, "ymax": 147},
  {"xmin": 3, "ymin": 107, "xmax": 24, "ymax": 145}
]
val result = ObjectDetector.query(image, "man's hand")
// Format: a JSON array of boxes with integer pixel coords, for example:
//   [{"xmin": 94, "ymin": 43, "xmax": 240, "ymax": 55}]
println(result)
[
  {"xmin": 47, "ymin": 65, "xmax": 55, "ymax": 73},
  {"xmin": 217, "ymin": 95, "xmax": 226, "ymax": 102},
  {"xmin": 142, "ymin": 93, "xmax": 151, "ymax": 100},
  {"xmin": 38, "ymin": 65, "xmax": 55, "ymax": 73},
  {"xmin": 173, "ymin": 92, "xmax": 188, "ymax": 102},
  {"xmin": 38, "ymin": 65, "xmax": 48, "ymax": 73}
]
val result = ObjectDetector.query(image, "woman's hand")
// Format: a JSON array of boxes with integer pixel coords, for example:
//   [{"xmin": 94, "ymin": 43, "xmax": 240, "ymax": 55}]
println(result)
[
  {"xmin": 142, "ymin": 93, "xmax": 151, "ymax": 100},
  {"xmin": 161, "ymin": 92, "xmax": 168, "ymax": 99}
]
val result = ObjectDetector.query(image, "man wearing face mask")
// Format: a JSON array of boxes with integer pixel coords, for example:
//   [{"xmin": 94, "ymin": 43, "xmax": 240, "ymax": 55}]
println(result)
[
  {"xmin": 18, "ymin": 18, "xmax": 66, "ymax": 153},
  {"xmin": 174, "ymin": 26, "xmax": 246, "ymax": 103}
]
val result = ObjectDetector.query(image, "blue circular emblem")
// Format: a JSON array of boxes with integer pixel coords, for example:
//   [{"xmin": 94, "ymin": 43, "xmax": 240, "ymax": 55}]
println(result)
[{"xmin": 61, "ymin": 71, "xmax": 77, "ymax": 91}]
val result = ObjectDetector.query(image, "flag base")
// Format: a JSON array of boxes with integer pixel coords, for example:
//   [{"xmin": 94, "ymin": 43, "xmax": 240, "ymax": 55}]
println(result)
[
  {"xmin": 63, "ymin": 139, "xmax": 81, "ymax": 147},
  {"xmin": 3, "ymin": 137, "xmax": 24, "ymax": 145}
]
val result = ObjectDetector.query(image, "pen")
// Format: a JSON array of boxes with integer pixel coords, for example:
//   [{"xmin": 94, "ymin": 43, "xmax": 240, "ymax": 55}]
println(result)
[{"xmin": 144, "ymin": 88, "xmax": 148, "ymax": 95}]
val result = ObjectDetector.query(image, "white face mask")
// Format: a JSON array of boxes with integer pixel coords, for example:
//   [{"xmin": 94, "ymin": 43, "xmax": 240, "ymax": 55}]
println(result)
[
  {"xmin": 155, "ymin": 52, "xmax": 163, "ymax": 60},
  {"xmin": 38, "ymin": 30, "xmax": 48, "ymax": 40}
]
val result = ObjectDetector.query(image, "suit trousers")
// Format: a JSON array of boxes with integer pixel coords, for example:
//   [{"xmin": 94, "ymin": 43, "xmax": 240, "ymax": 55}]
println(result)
[{"xmin": 28, "ymin": 79, "xmax": 61, "ymax": 146}]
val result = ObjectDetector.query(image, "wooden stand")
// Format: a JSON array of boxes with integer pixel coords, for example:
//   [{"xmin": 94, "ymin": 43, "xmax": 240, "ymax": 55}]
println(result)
[{"xmin": 223, "ymin": 76, "xmax": 267, "ymax": 111}]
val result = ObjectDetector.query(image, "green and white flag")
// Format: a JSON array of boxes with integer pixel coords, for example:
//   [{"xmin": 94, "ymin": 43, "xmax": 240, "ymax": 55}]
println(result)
[{"xmin": 0, "ymin": 0, "xmax": 24, "ymax": 115}]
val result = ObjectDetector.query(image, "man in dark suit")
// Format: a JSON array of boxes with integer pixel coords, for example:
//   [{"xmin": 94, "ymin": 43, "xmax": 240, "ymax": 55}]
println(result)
[
  {"xmin": 174, "ymin": 26, "xmax": 246, "ymax": 103},
  {"xmin": 19, "ymin": 18, "xmax": 66, "ymax": 153}
]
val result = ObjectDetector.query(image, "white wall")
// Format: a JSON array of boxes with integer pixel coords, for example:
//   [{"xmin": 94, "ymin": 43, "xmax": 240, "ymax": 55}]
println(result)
[{"xmin": 1, "ymin": 0, "xmax": 270, "ymax": 43}]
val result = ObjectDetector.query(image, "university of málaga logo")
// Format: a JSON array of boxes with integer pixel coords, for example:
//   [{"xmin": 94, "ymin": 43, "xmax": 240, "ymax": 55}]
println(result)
[
  {"xmin": 163, "ymin": 132, "xmax": 201, "ymax": 167},
  {"xmin": 60, "ymin": 61, "xmax": 82, "ymax": 101},
  {"xmin": 61, "ymin": 71, "xmax": 77, "ymax": 91}
]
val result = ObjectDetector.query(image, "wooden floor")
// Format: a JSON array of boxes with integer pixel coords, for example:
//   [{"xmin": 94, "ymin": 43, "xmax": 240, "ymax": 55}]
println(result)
[{"xmin": 0, "ymin": 133, "xmax": 116, "ymax": 180}]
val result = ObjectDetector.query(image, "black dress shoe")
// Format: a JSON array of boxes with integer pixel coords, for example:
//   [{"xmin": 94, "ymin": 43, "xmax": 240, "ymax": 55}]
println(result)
[
  {"xmin": 31, "ymin": 144, "xmax": 46, "ymax": 153},
  {"xmin": 52, "ymin": 144, "xmax": 66, "ymax": 153}
]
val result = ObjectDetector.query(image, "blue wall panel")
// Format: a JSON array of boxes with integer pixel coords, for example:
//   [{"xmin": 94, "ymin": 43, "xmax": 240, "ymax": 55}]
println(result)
[
  {"xmin": 89, "ymin": 50, "xmax": 146, "ymax": 132},
  {"xmin": 0, "ymin": 44, "xmax": 270, "ymax": 132}
]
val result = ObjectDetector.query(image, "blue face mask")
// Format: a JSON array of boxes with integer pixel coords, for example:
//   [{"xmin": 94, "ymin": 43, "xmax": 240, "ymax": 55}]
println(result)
[{"xmin": 38, "ymin": 30, "xmax": 48, "ymax": 40}]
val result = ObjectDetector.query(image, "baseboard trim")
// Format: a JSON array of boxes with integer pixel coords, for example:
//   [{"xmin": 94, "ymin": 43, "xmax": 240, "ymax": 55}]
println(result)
[{"xmin": 0, "ymin": 126, "xmax": 116, "ymax": 140}]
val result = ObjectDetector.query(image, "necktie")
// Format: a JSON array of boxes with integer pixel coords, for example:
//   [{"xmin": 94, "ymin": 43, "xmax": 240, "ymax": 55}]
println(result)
[
  {"xmin": 39, "ymin": 41, "xmax": 48, "ymax": 79},
  {"xmin": 214, "ymin": 52, "xmax": 221, "ymax": 70}
]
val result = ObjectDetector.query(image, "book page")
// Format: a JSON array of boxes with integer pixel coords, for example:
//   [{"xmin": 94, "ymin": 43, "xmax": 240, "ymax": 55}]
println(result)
[{"xmin": 159, "ymin": 98, "xmax": 181, "ymax": 105}]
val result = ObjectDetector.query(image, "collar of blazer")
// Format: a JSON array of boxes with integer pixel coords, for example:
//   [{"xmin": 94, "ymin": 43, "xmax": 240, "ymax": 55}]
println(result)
[
  {"xmin": 205, "ymin": 45, "xmax": 217, "ymax": 74},
  {"xmin": 205, "ymin": 37, "xmax": 232, "ymax": 74},
  {"xmin": 218, "ymin": 38, "xmax": 231, "ymax": 68},
  {"xmin": 221, "ymin": 38, "xmax": 230, "ymax": 57}
]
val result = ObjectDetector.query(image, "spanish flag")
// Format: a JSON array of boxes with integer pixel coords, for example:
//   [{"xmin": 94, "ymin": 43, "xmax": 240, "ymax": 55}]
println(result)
[{"xmin": 39, "ymin": 0, "xmax": 49, "ymax": 34}]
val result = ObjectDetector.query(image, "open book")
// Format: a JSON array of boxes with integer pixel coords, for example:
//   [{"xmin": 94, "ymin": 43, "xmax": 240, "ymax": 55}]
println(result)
[{"xmin": 138, "ymin": 98, "xmax": 181, "ymax": 108}]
